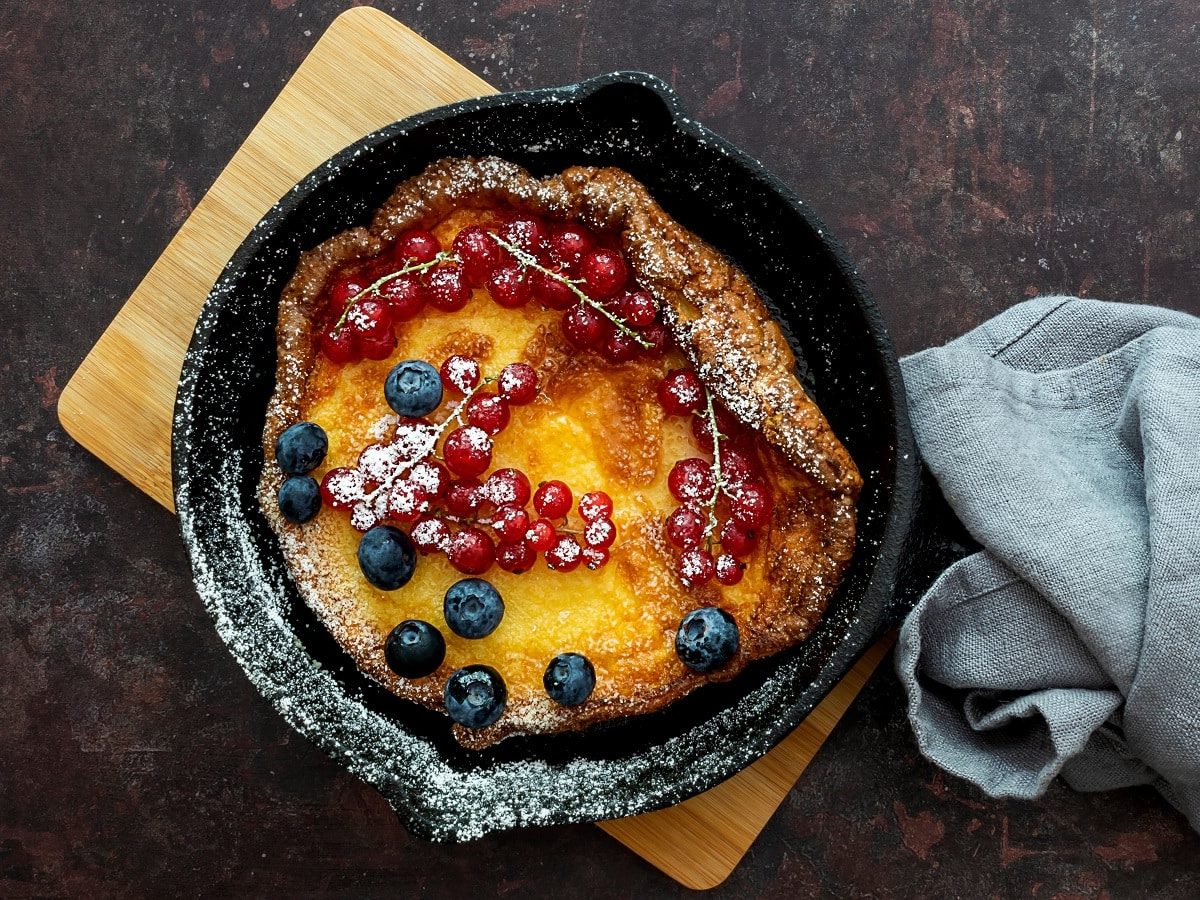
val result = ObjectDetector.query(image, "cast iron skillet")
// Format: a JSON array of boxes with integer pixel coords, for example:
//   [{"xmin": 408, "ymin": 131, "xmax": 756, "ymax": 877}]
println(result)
[{"xmin": 173, "ymin": 72, "xmax": 961, "ymax": 841}]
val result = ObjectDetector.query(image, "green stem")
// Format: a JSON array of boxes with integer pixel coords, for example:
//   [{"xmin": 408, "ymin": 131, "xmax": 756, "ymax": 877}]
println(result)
[
  {"xmin": 702, "ymin": 391, "xmax": 727, "ymax": 539},
  {"xmin": 333, "ymin": 251, "xmax": 457, "ymax": 334},
  {"xmin": 488, "ymin": 233, "xmax": 653, "ymax": 348},
  {"xmin": 361, "ymin": 376, "xmax": 493, "ymax": 505}
]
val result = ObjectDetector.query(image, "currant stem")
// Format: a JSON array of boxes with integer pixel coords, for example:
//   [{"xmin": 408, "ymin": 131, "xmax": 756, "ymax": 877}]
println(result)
[
  {"xmin": 432, "ymin": 376, "xmax": 493, "ymax": 451},
  {"xmin": 360, "ymin": 376, "xmax": 492, "ymax": 507},
  {"xmin": 333, "ymin": 251, "xmax": 458, "ymax": 334},
  {"xmin": 702, "ymin": 392, "xmax": 728, "ymax": 540},
  {"xmin": 487, "ymin": 232, "xmax": 653, "ymax": 348}
]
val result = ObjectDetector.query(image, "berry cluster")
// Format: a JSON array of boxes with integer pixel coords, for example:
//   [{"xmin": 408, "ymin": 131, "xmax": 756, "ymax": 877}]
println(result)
[
  {"xmin": 657, "ymin": 369, "xmax": 775, "ymax": 589},
  {"xmin": 320, "ymin": 230, "xmax": 462, "ymax": 363},
  {"xmin": 384, "ymin": 580, "xmax": 599, "ymax": 729},
  {"xmin": 318, "ymin": 354, "xmax": 616, "ymax": 577},
  {"xmin": 317, "ymin": 216, "xmax": 670, "ymax": 366}
]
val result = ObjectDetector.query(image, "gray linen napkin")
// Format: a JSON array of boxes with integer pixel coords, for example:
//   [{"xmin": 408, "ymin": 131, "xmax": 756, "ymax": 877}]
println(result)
[{"xmin": 895, "ymin": 296, "xmax": 1200, "ymax": 832}]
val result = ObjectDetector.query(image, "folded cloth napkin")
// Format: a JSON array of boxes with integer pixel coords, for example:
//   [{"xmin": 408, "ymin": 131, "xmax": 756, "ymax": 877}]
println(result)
[{"xmin": 896, "ymin": 296, "xmax": 1200, "ymax": 832}]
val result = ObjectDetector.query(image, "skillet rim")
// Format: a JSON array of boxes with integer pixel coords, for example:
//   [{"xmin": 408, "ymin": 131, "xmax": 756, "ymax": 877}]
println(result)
[{"xmin": 172, "ymin": 70, "xmax": 920, "ymax": 840}]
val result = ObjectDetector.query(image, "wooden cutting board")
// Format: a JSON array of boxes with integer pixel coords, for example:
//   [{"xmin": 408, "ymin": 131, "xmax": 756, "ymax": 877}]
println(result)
[{"xmin": 56, "ymin": 7, "xmax": 891, "ymax": 889}]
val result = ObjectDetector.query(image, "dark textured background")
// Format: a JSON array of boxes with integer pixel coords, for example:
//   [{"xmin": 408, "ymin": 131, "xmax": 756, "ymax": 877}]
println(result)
[{"xmin": 3, "ymin": 1, "xmax": 1198, "ymax": 896}]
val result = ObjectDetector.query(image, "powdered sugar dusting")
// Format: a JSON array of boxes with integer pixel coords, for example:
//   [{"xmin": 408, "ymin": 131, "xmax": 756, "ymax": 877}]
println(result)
[
  {"xmin": 412, "ymin": 516, "xmax": 452, "ymax": 553},
  {"xmin": 550, "ymin": 535, "xmax": 581, "ymax": 564},
  {"xmin": 444, "ymin": 355, "xmax": 480, "ymax": 393},
  {"xmin": 407, "ymin": 461, "xmax": 444, "ymax": 496},
  {"xmin": 584, "ymin": 517, "xmax": 615, "ymax": 547},
  {"xmin": 457, "ymin": 424, "xmax": 492, "ymax": 453},
  {"xmin": 357, "ymin": 442, "xmax": 405, "ymax": 483}
]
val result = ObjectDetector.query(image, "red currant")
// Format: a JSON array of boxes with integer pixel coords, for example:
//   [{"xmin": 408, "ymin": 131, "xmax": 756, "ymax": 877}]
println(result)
[
  {"xmin": 524, "ymin": 518, "xmax": 557, "ymax": 552},
  {"xmin": 693, "ymin": 404, "xmax": 746, "ymax": 452},
  {"xmin": 465, "ymin": 392, "xmax": 510, "ymax": 436},
  {"xmin": 411, "ymin": 515, "xmax": 451, "ymax": 554},
  {"xmin": 665, "ymin": 503, "xmax": 706, "ymax": 549},
  {"xmin": 426, "ymin": 265, "xmax": 470, "ymax": 312},
  {"xmin": 394, "ymin": 229, "xmax": 440, "ymax": 265},
  {"xmin": 392, "ymin": 419, "xmax": 438, "ymax": 461},
  {"xmin": 562, "ymin": 305, "xmax": 606, "ymax": 349},
  {"xmin": 676, "ymin": 548, "xmax": 716, "ymax": 588},
  {"xmin": 357, "ymin": 441, "xmax": 403, "ymax": 484},
  {"xmin": 534, "ymin": 480, "xmax": 573, "ymax": 519},
  {"xmin": 487, "ymin": 264, "xmax": 532, "ymax": 308},
  {"xmin": 386, "ymin": 479, "xmax": 430, "ymax": 523},
  {"xmin": 618, "ymin": 290, "xmax": 657, "ymax": 327},
  {"xmin": 407, "ymin": 459, "xmax": 450, "ymax": 499},
  {"xmin": 321, "ymin": 326, "xmax": 359, "ymax": 364},
  {"xmin": 490, "ymin": 503, "xmax": 530, "ymax": 543},
  {"xmin": 366, "ymin": 257, "xmax": 398, "ymax": 284},
  {"xmin": 581, "ymin": 546, "xmax": 609, "ymax": 570},
  {"xmin": 583, "ymin": 517, "xmax": 617, "ymax": 549},
  {"xmin": 496, "ymin": 540, "xmax": 536, "ymax": 573},
  {"xmin": 720, "ymin": 447, "xmax": 760, "ymax": 488},
  {"xmin": 578, "ymin": 491, "xmax": 613, "ymax": 522},
  {"xmin": 327, "ymin": 274, "xmax": 368, "ymax": 318},
  {"xmin": 378, "ymin": 274, "xmax": 426, "ymax": 321},
  {"xmin": 731, "ymin": 482, "xmax": 774, "ymax": 529},
  {"xmin": 442, "ymin": 426, "xmax": 493, "ymax": 478},
  {"xmin": 668, "ymin": 458, "xmax": 715, "ymax": 503},
  {"xmin": 658, "ymin": 369, "xmax": 705, "ymax": 416},
  {"xmin": 439, "ymin": 354, "xmax": 481, "ymax": 394},
  {"xmin": 320, "ymin": 467, "xmax": 368, "ymax": 510},
  {"xmin": 715, "ymin": 554, "xmax": 745, "ymax": 586},
  {"xmin": 580, "ymin": 248, "xmax": 628, "ymax": 298},
  {"xmin": 599, "ymin": 328, "xmax": 639, "ymax": 364},
  {"xmin": 638, "ymin": 320, "xmax": 670, "ymax": 357},
  {"xmin": 444, "ymin": 478, "xmax": 484, "ymax": 517},
  {"xmin": 345, "ymin": 298, "xmax": 392, "ymax": 342},
  {"xmin": 452, "ymin": 224, "xmax": 502, "ymax": 287},
  {"xmin": 447, "ymin": 526, "xmax": 495, "ymax": 575},
  {"xmin": 548, "ymin": 224, "xmax": 595, "ymax": 273},
  {"xmin": 349, "ymin": 501, "xmax": 381, "ymax": 533},
  {"xmin": 359, "ymin": 330, "xmax": 397, "ymax": 361},
  {"xmin": 482, "ymin": 467, "xmax": 532, "ymax": 507},
  {"xmin": 532, "ymin": 270, "xmax": 576, "ymax": 310},
  {"xmin": 545, "ymin": 535, "xmax": 583, "ymax": 572},
  {"xmin": 498, "ymin": 216, "xmax": 549, "ymax": 258},
  {"xmin": 719, "ymin": 519, "xmax": 757, "ymax": 558},
  {"xmin": 497, "ymin": 362, "xmax": 538, "ymax": 405}
]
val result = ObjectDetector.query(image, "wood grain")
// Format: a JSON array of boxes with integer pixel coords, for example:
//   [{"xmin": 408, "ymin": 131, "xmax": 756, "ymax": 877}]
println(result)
[
  {"xmin": 57, "ymin": 7, "xmax": 493, "ymax": 510},
  {"xmin": 55, "ymin": 7, "xmax": 887, "ymax": 890},
  {"xmin": 600, "ymin": 635, "xmax": 894, "ymax": 889}
]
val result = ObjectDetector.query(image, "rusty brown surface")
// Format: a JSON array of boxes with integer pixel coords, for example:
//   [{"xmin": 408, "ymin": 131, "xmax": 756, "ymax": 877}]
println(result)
[{"xmin": 2, "ymin": 1, "xmax": 1198, "ymax": 896}]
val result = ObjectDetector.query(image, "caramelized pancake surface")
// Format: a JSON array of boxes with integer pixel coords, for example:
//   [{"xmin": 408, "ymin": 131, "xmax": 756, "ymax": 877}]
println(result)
[{"xmin": 261, "ymin": 159, "xmax": 860, "ymax": 747}]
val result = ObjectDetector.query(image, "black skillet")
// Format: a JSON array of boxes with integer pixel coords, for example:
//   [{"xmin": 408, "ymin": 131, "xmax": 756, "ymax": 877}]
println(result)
[{"xmin": 173, "ymin": 72, "xmax": 969, "ymax": 841}]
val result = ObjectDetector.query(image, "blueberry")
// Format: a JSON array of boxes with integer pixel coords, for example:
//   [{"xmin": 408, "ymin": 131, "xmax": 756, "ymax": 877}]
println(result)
[
  {"xmin": 543, "ymin": 652, "xmax": 596, "ymax": 706},
  {"xmin": 675, "ymin": 607, "xmax": 740, "ymax": 672},
  {"xmin": 443, "ymin": 578, "xmax": 504, "ymax": 638},
  {"xmin": 384, "ymin": 359, "xmax": 443, "ymax": 417},
  {"xmin": 357, "ymin": 525, "xmax": 417, "ymax": 590},
  {"xmin": 444, "ymin": 665, "xmax": 507, "ymax": 728},
  {"xmin": 278, "ymin": 475, "xmax": 322, "ymax": 523},
  {"xmin": 385, "ymin": 620, "xmax": 446, "ymax": 679},
  {"xmin": 275, "ymin": 421, "xmax": 328, "ymax": 474}
]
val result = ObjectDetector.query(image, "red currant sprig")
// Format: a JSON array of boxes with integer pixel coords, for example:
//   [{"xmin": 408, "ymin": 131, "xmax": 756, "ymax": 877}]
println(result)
[
  {"xmin": 487, "ymin": 232, "xmax": 653, "ymax": 349},
  {"xmin": 322, "ymin": 371, "xmax": 495, "ymax": 532},
  {"xmin": 321, "ymin": 354, "xmax": 617, "ymax": 577},
  {"xmin": 659, "ymin": 371, "xmax": 774, "ymax": 589},
  {"xmin": 331, "ymin": 250, "xmax": 458, "ymax": 337}
]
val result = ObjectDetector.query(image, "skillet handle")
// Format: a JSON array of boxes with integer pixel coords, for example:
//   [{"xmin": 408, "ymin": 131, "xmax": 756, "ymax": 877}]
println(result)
[{"xmin": 881, "ymin": 463, "xmax": 978, "ymax": 633}]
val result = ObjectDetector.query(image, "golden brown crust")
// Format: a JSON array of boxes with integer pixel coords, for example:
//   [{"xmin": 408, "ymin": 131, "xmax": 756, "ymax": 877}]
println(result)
[{"xmin": 259, "ymin": 157, "xmax": 860, "ymax": 748}]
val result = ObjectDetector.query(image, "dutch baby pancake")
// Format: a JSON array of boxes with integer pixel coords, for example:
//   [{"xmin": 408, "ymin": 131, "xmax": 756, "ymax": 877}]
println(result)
[{"xmin": 259, "ymin": 157, "xmax": 861, "ymax": 748}]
